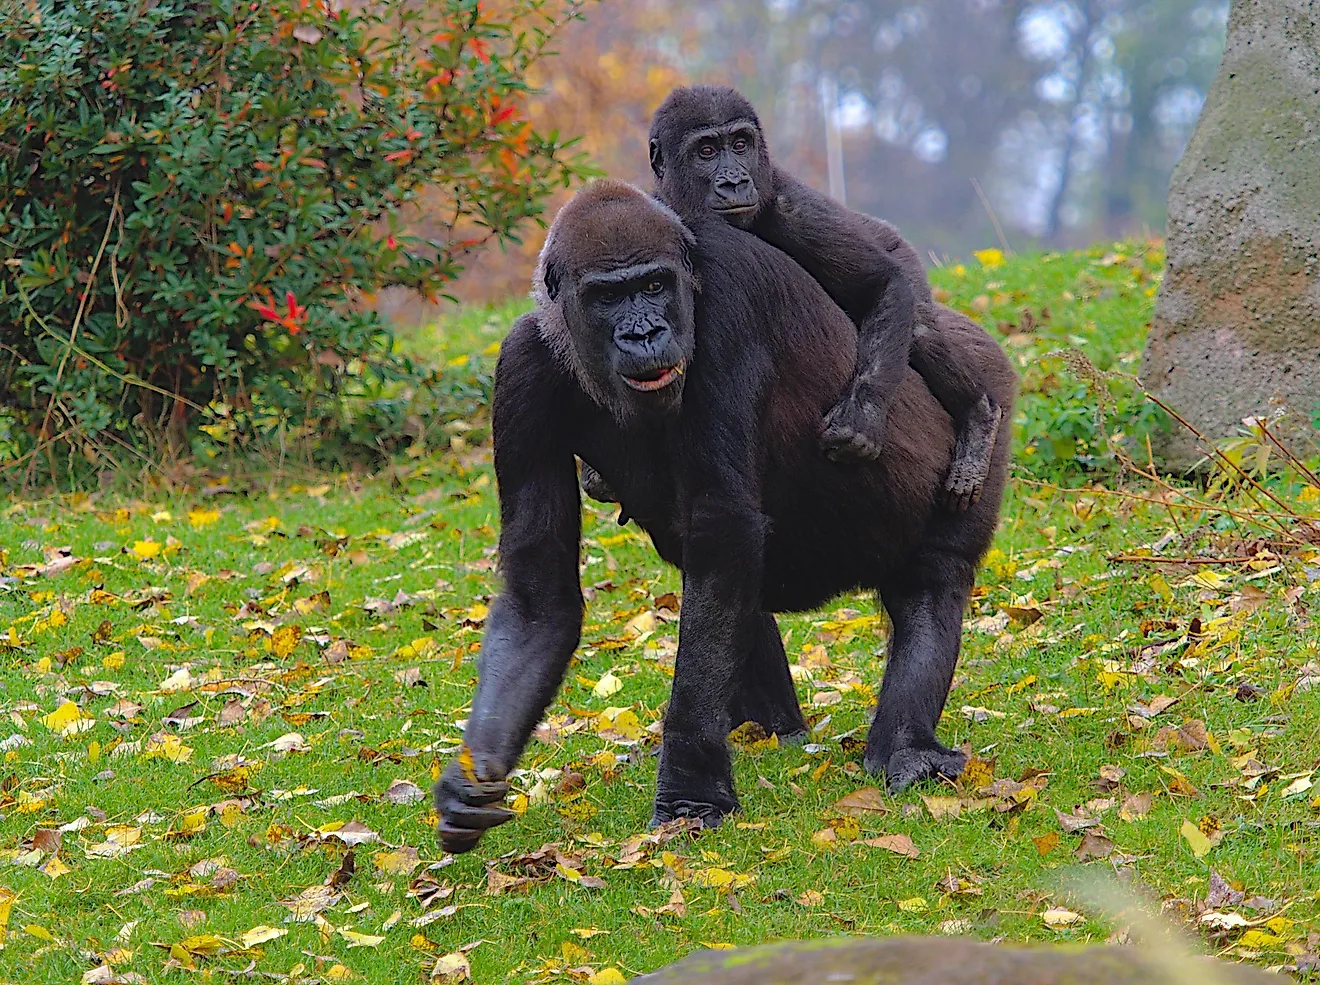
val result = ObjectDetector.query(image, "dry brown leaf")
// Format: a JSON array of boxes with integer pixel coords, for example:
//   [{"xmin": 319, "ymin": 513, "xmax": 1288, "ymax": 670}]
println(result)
[
  {"xmin": 858, "ymin": 833, "xmax": 919, "ymax": 858},
  {"xmin": 1075, "ymin": 831, "xmax": 1116, "ymax": 861},
  {"xmin": 1119, "ymin": 791, "xmax": 1154, "ymax": 820},
  {"xmin": 833, "ymin": 787, "xmax": 889, "ymax": 816}
]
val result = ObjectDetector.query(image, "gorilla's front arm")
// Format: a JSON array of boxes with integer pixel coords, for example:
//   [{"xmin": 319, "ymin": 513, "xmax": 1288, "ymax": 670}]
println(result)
[
  {"xmin": 755, "ymin": 169, "xmax": 918, "ymax": 462},
  {"xmin": 435, "ymin": 317, "xmax": 584, "ymax": 854},
  {"xmin": 652, "ymin": 372, "xmax": 768, "ymax": 825}
]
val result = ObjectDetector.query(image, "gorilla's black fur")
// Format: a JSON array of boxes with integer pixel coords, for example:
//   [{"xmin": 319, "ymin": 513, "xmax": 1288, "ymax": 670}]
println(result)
[
  {"xmin": 648, "ymin": 84, "xmax": 1012, "ymax": 511},
  {"xmin": 434, "ymin": 181, "xmax": 1013, "ymax": 854}
]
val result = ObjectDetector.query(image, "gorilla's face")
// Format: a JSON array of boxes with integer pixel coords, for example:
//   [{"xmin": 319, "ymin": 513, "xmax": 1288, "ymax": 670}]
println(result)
[
  {"xmin": 535, "ymin": 183, "xmax": 699, "ymax": 424},
  {"xmin": 652, "ymin": 117, "xmax": 772, "ymax": 231},
  {"xmin": 583, "ymin": 261, "xmax": 696, "ymax": 404}
]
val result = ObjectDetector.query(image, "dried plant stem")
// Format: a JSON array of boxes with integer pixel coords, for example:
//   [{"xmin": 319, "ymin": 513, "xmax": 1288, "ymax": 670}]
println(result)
[{"xmin": 27, "ymin": 184, "xmax": 121, "ymax": 488}]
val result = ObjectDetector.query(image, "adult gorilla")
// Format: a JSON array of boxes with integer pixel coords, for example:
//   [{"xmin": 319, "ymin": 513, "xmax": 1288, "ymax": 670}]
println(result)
[{"xmin": 434, "ymin": 180, "xmax": 1009, "ymax": 855}]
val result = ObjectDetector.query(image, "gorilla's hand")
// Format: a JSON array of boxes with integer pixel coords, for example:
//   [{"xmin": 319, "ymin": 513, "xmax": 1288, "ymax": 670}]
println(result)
[
  {"xmin": 579, "ymin": 463, "xmax": 619, "ymax": 504},
  {"xmin": 434, "ymin": 759, "xmax": 513, "ymax": 855},
  {"xmin": 864, "ymin": 740, "xmax": 967, "ymax": 793}
]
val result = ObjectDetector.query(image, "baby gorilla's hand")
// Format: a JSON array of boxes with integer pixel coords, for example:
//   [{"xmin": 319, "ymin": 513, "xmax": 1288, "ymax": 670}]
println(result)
[{"xmin": 434, "ymin": 759, "xmax": 513, "ymax": 855}]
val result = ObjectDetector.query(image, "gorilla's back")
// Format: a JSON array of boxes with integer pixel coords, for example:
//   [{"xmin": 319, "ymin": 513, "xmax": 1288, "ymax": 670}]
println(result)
[{"xmin": 686, "ymin": 219, "xmax": 962, "ymax": 609}]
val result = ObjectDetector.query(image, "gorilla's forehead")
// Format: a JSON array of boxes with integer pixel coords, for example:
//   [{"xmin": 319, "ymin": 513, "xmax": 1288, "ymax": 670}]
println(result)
[
  {"xmin": 551, "ymin": 193, "xmax": 687, "ymax": 275},
  {"xmin": 652, "ymin": 86, "xmax": 761, "ymax": 142}
]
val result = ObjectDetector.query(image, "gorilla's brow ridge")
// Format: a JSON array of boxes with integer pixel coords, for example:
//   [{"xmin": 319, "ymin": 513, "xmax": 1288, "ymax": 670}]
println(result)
[
  {"xmin": 580, "ymin": 262, "xmax": 673, "ymax": 288},
  {"xmin": 678, "ymin": 121, "xmax": 759, "ymax": 157}
]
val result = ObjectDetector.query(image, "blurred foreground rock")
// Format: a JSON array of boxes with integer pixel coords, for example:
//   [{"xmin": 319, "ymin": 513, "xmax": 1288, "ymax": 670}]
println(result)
[
  {"xmin": 630, "ymin": 936, "xmax": 1281, "ymax": 985},
  {"xmin": 1140, "ymin": 0, "xmax": 1320, "ymax": 470}
]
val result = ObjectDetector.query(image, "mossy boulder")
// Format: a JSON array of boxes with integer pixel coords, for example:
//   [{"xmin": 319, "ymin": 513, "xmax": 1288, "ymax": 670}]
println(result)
[
  {"xmin": 629, "ymin": 936, "xmax": 1280, "ymax": 985},
  {"xmin": 1140, "ymin": 0, "xmax": 1320, "ymax": 469}
]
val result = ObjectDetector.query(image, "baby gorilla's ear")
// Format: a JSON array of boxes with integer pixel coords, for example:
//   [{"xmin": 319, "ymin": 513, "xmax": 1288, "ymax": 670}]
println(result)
[{"xmin": 649, "ymin": 138, "xmax": 665, "ymax": 180}]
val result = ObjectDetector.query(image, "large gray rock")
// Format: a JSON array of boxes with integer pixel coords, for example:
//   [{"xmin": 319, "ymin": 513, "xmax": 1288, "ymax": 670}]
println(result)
[
  {"xmin": 630, "ymin": 936, "xmax": 1281, "ymax": 985},
  {"xmin": 1140, "ymin": 0, "xmax": 1320, "ymax": 470}
]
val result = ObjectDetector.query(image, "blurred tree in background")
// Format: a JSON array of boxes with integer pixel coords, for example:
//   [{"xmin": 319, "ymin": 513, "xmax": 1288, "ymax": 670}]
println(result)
[
  {"xmin": 426, "ymin": 0, "xmax": 1228, "ymax": 309},
  {"xmin": 681, "ymin": 0, "xmax": 1227, "ymax": 257},
  {"xmin": 404, "ymin": 1, "xmax": 688, "ymax": 305}
]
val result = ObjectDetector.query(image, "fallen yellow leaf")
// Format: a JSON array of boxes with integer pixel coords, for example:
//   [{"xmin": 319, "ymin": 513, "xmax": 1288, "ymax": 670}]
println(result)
[
  {"xmin": 187, "ymin": 507, "xmax": 221, "ymax": 529},
  {"xmin": 339, "ymin": 929, "xmax": 385, "ymax": 949},
  {"xmin": 1042, "ymin": 907, "xmax": 1084, "ymax": 928},
  {"xmin": 1180, "ymin": 818, "xmax": 1214, "ymax": 857},
  {"xmin": 240, "ymin": 926, "xmax": 288, "ymax": 948},
  {"xmin": 41, "ymin": 701, "xmax": 93, "ymax": 735},
  {"xmin": 130, "ymin": 540, "xmax": 162, "ymax": 560}
]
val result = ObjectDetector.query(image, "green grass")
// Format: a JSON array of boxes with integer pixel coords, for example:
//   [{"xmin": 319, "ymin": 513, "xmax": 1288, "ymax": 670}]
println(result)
[{"xmin": 3, "ymin": 242, "xmax": 1320, "ymax": 984}]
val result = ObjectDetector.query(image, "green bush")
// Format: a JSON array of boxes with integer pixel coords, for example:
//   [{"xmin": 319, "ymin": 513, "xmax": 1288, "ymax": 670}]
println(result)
[{"xmin": 0, "ymin": 0, "xmax": 590, "ymax": 476}]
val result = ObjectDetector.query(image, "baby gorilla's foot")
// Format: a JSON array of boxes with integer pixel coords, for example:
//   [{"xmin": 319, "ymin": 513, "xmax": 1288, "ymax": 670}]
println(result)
[
  {"xmin": 943, "ymin": 459, "xmax": 989, "ymax": 513},
  {"xmin": 820, "ymin": 398, "xmax": 886, "ymax": 463},
  {"xmin": 942, "ymin": 397, "xmax": 1002, "ymax": 512},
  {"xmin": 433, "ymin": 759, "xmax": 513, "ymax": 855}
]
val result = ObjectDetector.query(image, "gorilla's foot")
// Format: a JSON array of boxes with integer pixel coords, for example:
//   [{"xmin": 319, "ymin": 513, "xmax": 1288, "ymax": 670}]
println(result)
[
  {"xmin": 865, "ymin": 741, "xmax": 967, "ymax": 793},
  {"xmin": 653, "ymin": 734, "xmax": 738, "ymax": 830},
  {"xmin": 580, "ymin": 463, "xmax": 619, "ymax": 504},
  {"xmin": 649, "ymin": 795, "xmax": 738, "ymax": 830},
  {"xmin": 434, "ymin": 760, "xmax": 513, "ymax": 855},
  {"xmin": 942, "ymin": 397, "xmax": 1001, "ymax": 512},
  {"xmin": 820, "ymin": 398, "xmax": 886, "ymax": 463},
  {"xmin": 942, "ymin": 461, "xmax": 987, "ymax": 513}
]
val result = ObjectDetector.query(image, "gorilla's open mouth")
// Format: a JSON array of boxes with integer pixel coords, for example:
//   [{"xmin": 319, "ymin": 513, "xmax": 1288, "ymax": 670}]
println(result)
[{"xmin": 622, "ymin": 361, "xmax": 686, "ymax": 392}]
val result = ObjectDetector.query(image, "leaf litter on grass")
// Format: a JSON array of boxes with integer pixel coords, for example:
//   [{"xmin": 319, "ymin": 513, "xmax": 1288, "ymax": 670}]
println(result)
[{"xmin": 4, "ymin": 244, "xmax": 1320, "ymax": 980}]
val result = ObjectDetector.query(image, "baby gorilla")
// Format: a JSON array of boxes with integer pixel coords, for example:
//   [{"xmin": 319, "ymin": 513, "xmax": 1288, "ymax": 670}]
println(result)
[
  {"xmin": 434, "ymin": 180, "xmax": 1010, "ymax": 854},
  {"xmin": 647, "ymin": 84, "xmax": 1014, "ymax": 512}
]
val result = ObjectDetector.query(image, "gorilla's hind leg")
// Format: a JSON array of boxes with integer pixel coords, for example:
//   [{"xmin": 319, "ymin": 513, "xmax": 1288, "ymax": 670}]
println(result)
[
  {"xmin": 865, "ymin": 551, "xmax": 975, "ymax": 791},
  {"xmin": 727, "ymin": 611, "xmax": 808, "ymax": 743}
]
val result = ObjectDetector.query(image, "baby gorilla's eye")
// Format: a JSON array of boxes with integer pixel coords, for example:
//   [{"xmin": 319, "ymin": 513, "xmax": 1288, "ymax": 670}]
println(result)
[
  {"xmin": 698, "ymin": 144, "xmax": 717, "ymax": 160},
  {"xmin": 732, "ymin": 138, "xmax": 749, "ymax": 153},
  {"xmin": 643, "ymin": 279, "xmax": 665, "ymax": 295}
]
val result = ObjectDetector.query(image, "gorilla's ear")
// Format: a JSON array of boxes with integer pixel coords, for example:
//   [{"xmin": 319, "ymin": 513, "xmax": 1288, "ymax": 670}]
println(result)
[
  {"xmin": 678, "ymin": 236, "xmax": 701, "ymax": 294},
  {"xmin": 648, "ymin": 138, "xmax": 665, "ymax": 180},
  {"xmin": 543, "ymin": 257, "xmax": 563, "ymax": 302}
]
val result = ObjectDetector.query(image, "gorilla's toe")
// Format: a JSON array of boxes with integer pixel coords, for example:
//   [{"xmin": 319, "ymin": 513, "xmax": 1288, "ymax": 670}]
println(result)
[{"xmin": 649, "ymin": 798, "xmax": 733, "ymax": 831}]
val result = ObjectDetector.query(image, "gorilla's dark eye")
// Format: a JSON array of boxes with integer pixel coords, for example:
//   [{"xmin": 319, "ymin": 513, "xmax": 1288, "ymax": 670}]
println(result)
[
  {"xmin": 732, "ymin": 138, "xmax": 749, "ymax": 153},
  {"xmin": 698, "ymin": 144, "xmax": 717, "ymax": 160},
  {"xmin": 598, "ymin": 287, "xmax": 622, "ymax": 304},
  {"xmin": 643, "ymin": 279, "xmax": 665, "ymax": 295}
]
